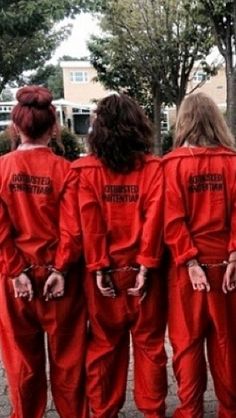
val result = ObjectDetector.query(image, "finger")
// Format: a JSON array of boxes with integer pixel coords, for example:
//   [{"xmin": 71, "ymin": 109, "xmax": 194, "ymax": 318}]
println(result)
[
  {"xmin": 139, "ymin": 290, "xmax": 147, "ymax": 304},
  {"xmin": 18, "ymin": 290, "xmax": 30, "ymax": 298},
  {"xmin": 97, "ymin": 283, "xmax": 109, "ymax": 291},
  {"xmin": 132, "ymin": 283, "xmax": 143, "ymax": 291},
  {"xmin": 13, "ymin": 287, "xmax": 19, "ymax": 298},
  {"xmin": 44, "ymin": 291, "xmax": 52, "ymax": 301},
  {"xmin": 53, "ymin": 290, "xmax": 64, "ymax": 298},
  {"xmin": 127, "ymin": 288, "xmax": 140, "ymax": 296},
  {"xmin": 191, "ymin": 282, "xmax": 198, "ymax": 291},
  {"xmin": 100, "ymin": 289, "xmax": 116, "ymax": 297},
  {"xmin": 18, "ymin": 293, "xmax": 25, "ymax": 298},
  {"xmin": 223, "ymin": 275, "xmax": 233, "ymax": 293},
  {"xmin": 222, "ymin": 281, "xmax": 228, "ymax": 294},
  {"xmin": 201, "ymin": 279, "xmax": 210, "ymax": 292},
  {"xmin": 43, "ymin": 282, "xmax": 50, "ymax": 296},
  {"xmin": 28, "ymin": 290, "xmax": 34, "ymax": 301},
  {"xmin": 56, "ymin": 290, "xmax": 64, "ymax": 296},
  {"xmin": 96, "ymin": 276, "xmax": 103, "ymax": 289},
  {"xmin": 204, "ymin": 281, "xmax": 210, "ymax": 292},
  {"xmin": 197, "ymin": 283, "xmax": 205, "ymax": 291},
  {"xmin": 26, "ymin": 283, "xmax": 33, "ymax": 301},
  {"xmin": 227, "ymin": 281, "xmax": 236, "ymax": 292},
  {"xmin": 222, "ymin": 273, "xmax": 228, "ymax": 293}
]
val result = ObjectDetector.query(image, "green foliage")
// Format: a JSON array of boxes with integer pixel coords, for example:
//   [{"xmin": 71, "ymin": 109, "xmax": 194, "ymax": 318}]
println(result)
[
  {"xmin": 0, "ymin": 130, "xmax": 11, "ymax": 156},
  {"xmin": 49, "ymin": 128, "xmax": 81, "ymax": 161},
  {"xmin": 0, "ymin": 127, "xmax": 80, "ymax": 160},
  {"xmin": 26, "ymin": 64, "xmax": 64, "ymax": 99},
  {"xmin": 0, "ymin": 0, "xmax": 89, "ymax": 92},
  {"xmin": 0, "ymin": 88, "xmax": 14, "ymax": 101},
  {"xmin": 88, "ymin": 0, "xmax": 214, "ymax": 152},
  {"xmin": 162, "ymin": 130, "xmax": 173, "ymax": 154},
  {"xmin": 199, "ymin": 0, "xmax": 236, "ymax": 137},
  {"xmin": 89, "ymin": 0, "xmax": 213, "ymax": 106}
]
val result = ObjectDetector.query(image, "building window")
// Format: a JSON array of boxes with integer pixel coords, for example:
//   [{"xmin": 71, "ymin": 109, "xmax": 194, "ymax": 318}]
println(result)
[
  {"xmin": 70, "ymin": 71, "xmax": 89, "ymax": 83},
  {"xmin": 192, "ymin": 71, "xmax": 210, "ymax": 83},
  {"xmin": 161, "ymin": 110, "xmax": 169, "ymax": 133},
  {"xmin": 0, "ymin": 113, "xmax": 11, "ymax": 121}
]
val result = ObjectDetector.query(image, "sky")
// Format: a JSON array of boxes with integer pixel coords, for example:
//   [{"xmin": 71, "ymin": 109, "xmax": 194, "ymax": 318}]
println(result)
[
  {"xmin": 52, "ymin": 12, "xmax": 223, "ymax": 66},
  {"xmin": 51, "ymin": 13, "xmax": 101, "ymax": 63}
]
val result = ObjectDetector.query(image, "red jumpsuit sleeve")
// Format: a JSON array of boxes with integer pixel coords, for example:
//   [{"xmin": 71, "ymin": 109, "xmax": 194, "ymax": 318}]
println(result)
[
  {"xmin": 54, "ymin": 170, "xmax": 82, "ymax": 272},
  {"xmin": 228, "ymin": 175, "xmax": 236, "ymax": 254},
  {"xmin": 164, "ymin": 164, "xmax": 198, "ymax": 266},
  {"xmin": 136, "ymin": 162, "xmax": 164, "ymax": 268},
  {"xmin": 0, "ymin": 199, "xmax": 27, "ymax": 277},
  {"xmin": 78, "ymin": 169, "xmax": 110, "ymax": 272}
]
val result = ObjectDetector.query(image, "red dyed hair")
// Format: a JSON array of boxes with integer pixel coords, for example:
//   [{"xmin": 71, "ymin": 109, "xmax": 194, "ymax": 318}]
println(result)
[{"xmin": 11, "ymin": 85, "xmax": 56, "ymax": 140}]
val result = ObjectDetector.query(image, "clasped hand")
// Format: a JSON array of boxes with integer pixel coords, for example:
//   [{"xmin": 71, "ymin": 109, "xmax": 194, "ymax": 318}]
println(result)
[
  {"xmin": 188, "ymin": 264, "xmax": 210, "ymax": 292},
  {"xmin": 12, "ymin": 271, "xmax": 64, "ymax": 301},
  {"xmin": 96, "ymin": 268, "xmax": 148, "ymax": 303}
]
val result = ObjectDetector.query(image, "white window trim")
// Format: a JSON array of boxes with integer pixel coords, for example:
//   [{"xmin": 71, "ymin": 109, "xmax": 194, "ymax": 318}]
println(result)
[
  {"xmin": 70, "ymin": 71, "xmax": 89, "ymax": 84},
  {"xmin": 192, "ymin": 71, "xmax": 210, "ymax": 83}
]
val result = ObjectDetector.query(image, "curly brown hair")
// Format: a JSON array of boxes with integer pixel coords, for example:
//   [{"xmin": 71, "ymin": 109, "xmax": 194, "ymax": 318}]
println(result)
[{"xmin": 88, "ymin": 93, "xmax": 154, "ymax": 172}]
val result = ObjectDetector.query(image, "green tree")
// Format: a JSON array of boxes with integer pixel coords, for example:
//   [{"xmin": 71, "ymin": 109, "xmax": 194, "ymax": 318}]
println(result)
[
  {"xmin": 0, "ymin": 88, "xmax": 14, "ymax": 101},
  {"xmin": 199, "ymin": 0, "xmax": 236, "ymax": 137},
  {"xmin": 0, "ymin": 0, "xmax": 90, "ymax": 92},
  {"xmin": 88, "ymin": 0, "xmax": 213, "ymax": 154},
  {"xmin": 26, "ymin": 65, "xmax": 64, "ymax": 99},
  {"xmin": 0, "ymin": 127, "xmax": 80, "ymax": 160},
  {"xmin": 49, "ymin": 128, "xmax": 81, "ymax": 161}
]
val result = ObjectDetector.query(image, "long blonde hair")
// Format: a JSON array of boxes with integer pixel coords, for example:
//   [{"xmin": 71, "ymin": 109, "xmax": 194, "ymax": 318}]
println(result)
[{"xmin": 174, "ymin": 92, "xmax": 235, "ymax": 149}]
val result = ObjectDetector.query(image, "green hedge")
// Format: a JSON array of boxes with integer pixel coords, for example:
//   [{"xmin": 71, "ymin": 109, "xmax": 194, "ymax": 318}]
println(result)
[
  {"xmin": 49, "ymin": 127, "xmax": 81, "ymax": 161},
  {"xmin": 0, "ymin": 130, "xmax": 11, "ymax": 155},
  {"xmin": 0, "ymin": 127, "xmax": 81, "ymax": 161},
  {"xmin": 162, "ymin": 130, "xmax": 173, "ymax": 154}
]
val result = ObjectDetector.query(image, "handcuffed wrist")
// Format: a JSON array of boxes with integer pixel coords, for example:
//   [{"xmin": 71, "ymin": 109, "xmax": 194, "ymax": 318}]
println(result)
[
  {"xmin": 186, "ymin": 259, "xmax": 199, "ymax": 268},
  {"xmin": 139, "ymin": 265, "xmax": 148, "ymax": 277},
  {"xmin": 48, "ymin": 266, "xmax": 66, "ymax": 277}
]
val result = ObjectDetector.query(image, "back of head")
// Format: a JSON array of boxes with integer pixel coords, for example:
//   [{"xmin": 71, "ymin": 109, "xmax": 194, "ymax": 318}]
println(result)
[
  {"xmin": 88, "ymin": 93, "xmax": 153, "ymax": 172},
  {"xmin": 174, "ymin": 92, "xmax": 235, "ymax": 149},
  {"xmin": 11, "ymin": 85, "xmax": 56, "ymax": 140}
]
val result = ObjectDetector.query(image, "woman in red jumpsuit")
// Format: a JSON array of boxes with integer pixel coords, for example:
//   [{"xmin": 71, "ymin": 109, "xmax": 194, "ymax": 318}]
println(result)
[
  {"xmin": 0, "ymin": 86, "xmax": 87, "ymax": 418},
  {"xmin": 163, "ymin": 92, "xmax": 236, "ymax": 418},
  {"xmin": 71, "ymin": 93, "xmax": 167, "ymax": 418}
]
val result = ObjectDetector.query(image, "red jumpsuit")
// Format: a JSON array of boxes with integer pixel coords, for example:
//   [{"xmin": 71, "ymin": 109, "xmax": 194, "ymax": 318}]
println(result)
[
  {"xmin": 0, "ymin": 147, "xmax": 88, "ymax": 418},
  {"xmin": 71, "ymin": 154, "xmax": 167, "ymax": 418},
  {"xmin": 163, "ymin": 146, "xmax": 236, "ymax": 418}
]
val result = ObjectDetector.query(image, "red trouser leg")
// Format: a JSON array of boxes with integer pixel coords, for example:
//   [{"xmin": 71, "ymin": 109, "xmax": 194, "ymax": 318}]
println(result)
[
  {"xmin": 0, "ymin": 277, "xmax": 47, "ymax": 418},
  {"xmin": 206, "ymin": 267, "xmax": 236, "ymax": 418},
  {"xmin": 131, "ymin": 271, "xmax": 167, "ymax": 418},
  {"xmin": 86, "ymin": 331, "xmax": 129, "ymax": 418},
  {"xmin": 41, "ymin": 265, "xmax": 89, "ymax": 418},
  {"xmin": 168, "ymin": 266, "xmax": 208, "ymax": 418},
  {"xmin": 85, "ymin": 271, "xmax": 131, "ymax": 418}
]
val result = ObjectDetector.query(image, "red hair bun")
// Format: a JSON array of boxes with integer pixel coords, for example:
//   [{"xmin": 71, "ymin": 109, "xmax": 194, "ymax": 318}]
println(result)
[
  {"xmin": 16, "ymin": 85, "xmax": 53, "ymax": 108},
  {"xmin": 12, "ymin": 85, "xmax": 56, "ymax": 139}
]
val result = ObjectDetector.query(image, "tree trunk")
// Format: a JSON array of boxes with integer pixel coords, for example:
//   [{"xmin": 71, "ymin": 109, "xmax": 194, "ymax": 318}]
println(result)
[
  {"xmin": 152, "ymin": 84, "xmax": 162, "ymax": 155},
  {"xmin": 225, "ymin": 60, "xmax": 236, "ymax": 141},
  {"xmin": 0, "ymin": 79, "xmax": 7, "ymax": 95}
]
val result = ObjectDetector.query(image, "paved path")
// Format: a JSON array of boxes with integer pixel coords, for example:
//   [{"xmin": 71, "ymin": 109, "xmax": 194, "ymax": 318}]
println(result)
[{"xmin": 0, "ymin": 337, "xmax": 217, "ymax": 417}]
